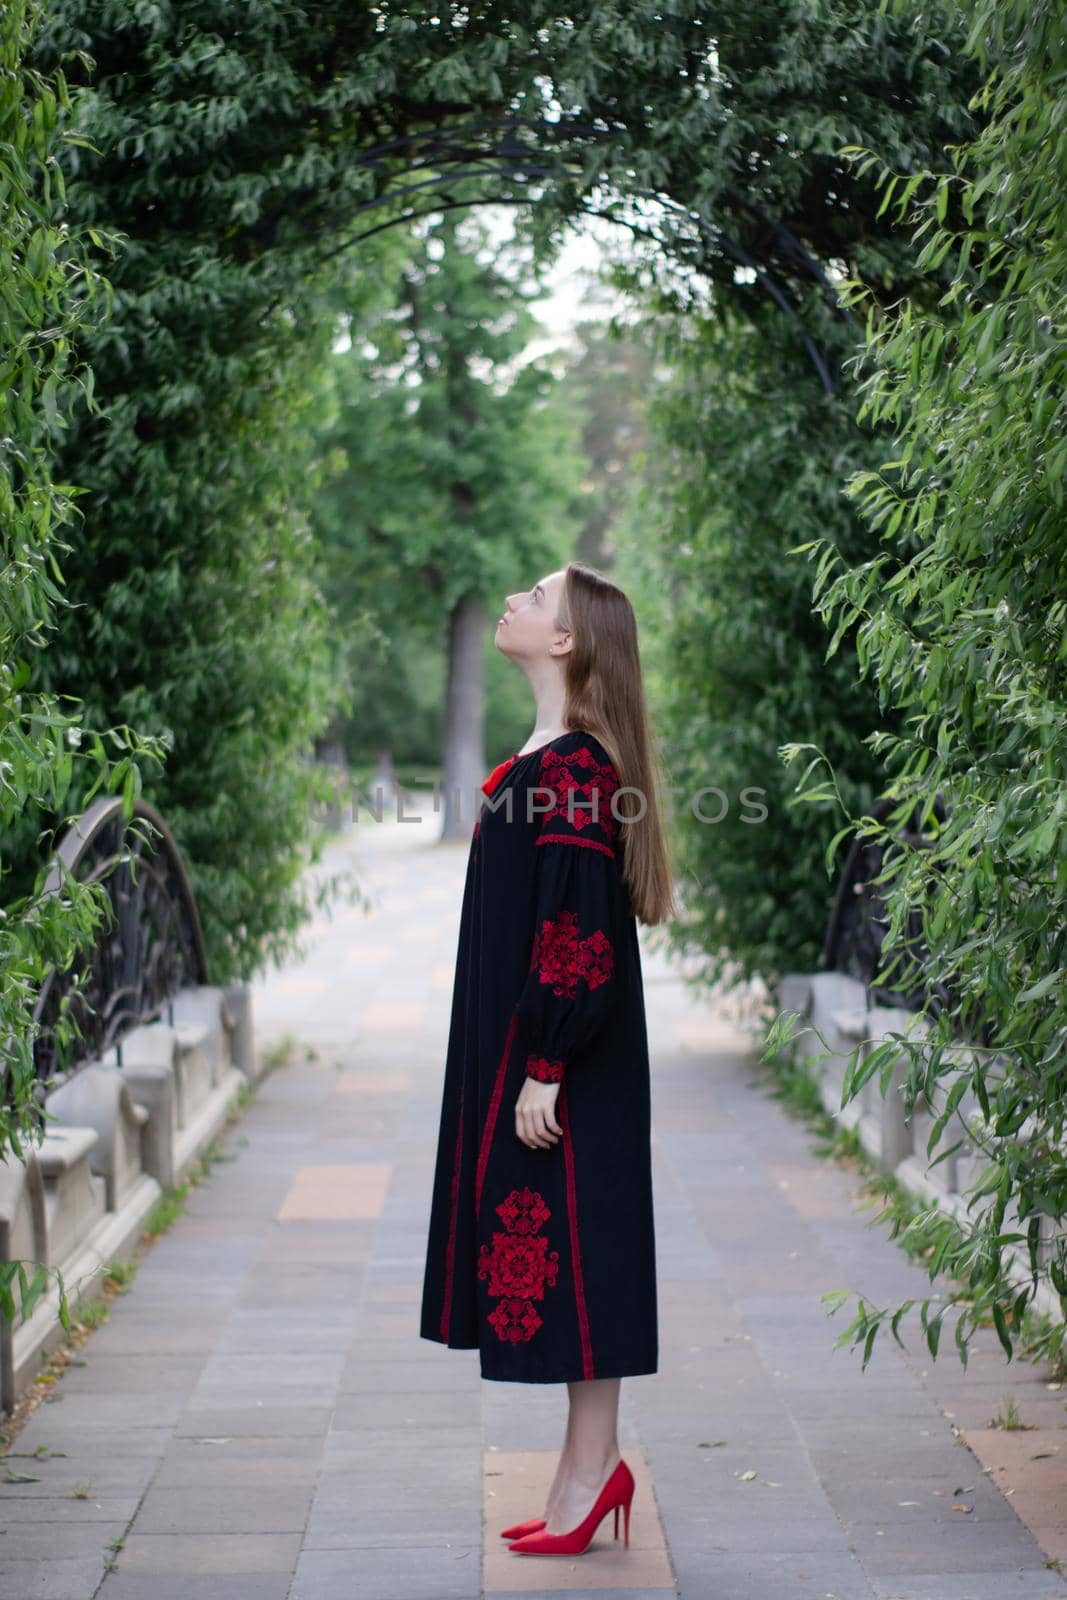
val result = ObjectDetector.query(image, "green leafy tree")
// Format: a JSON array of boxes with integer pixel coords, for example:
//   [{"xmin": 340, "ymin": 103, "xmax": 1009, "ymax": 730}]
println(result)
[
  {"xmin": 0, "ymin": 0, "xmax": 166, "ymax": 1170},
  {"xmin": 563, "ymin": 315, "xmax": 660, "ymax": 572},
  {"xmin": 310, "ymin": 207, "xmax": 585, "ymax": 835},
  {"xmin": 18, "ymin": 7, "xmax": 361, "ymax": 984},
  {"xmin": 626, "ymin": 300, "xmax": 897, "ymax": 985},
  {"xmin": 777, "ymin": 0, "xmax": 1067, "ymax": 1363}
]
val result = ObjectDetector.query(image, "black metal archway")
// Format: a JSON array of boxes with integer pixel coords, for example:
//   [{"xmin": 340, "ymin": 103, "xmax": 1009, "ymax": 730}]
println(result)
[{"xmin": 257, "ymin": 113, "xmax": 854, "ymax": 396}]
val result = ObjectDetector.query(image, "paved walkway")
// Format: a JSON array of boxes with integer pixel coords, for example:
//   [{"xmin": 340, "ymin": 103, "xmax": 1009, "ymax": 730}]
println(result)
[{"xmin": 2, "ymin": 798, "xmax": 1065, "ymax": 1600}]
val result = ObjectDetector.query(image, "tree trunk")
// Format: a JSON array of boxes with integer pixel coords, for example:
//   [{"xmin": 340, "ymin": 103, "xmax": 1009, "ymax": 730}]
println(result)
[
  {"xmin": 441, "ymin": 593, "xmax": 486, "ymax": 841},
  {"xmin": 372, "ymin": 747, "xmax": 397, "ymax": 810}
]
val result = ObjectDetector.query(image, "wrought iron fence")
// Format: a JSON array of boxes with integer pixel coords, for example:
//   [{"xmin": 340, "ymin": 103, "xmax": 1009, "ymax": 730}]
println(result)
[
  {"xmin": 23, "ymin": 797, "xmax": 208, "ymax": 1099},
  {"xmin": 821, "ymin": 792, "xmax": 951, "ymax": 1016}
]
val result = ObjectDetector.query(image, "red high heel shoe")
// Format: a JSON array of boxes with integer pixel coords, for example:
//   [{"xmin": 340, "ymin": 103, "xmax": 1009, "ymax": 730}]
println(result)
[
  {"xmin": 508, "ymin": 1458, "xmax": 634, "ymax": 1555},
  {"xmin": 499, "ymin": 1517, "xmax": 546, "ymax": 1539}
]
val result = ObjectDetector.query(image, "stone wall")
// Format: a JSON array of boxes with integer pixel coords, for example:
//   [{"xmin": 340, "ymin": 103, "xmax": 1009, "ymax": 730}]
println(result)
[
  {"xmin": 0, "ymin": 983, "xmax": 260, "ymax": 1414},
  {"xmin": 776, "ymin": 972, "xmax": 1061, "ymax": 1324}
]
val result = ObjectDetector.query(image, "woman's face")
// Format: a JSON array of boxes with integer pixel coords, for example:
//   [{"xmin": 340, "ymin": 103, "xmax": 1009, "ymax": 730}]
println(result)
[{"xmin": 495, "ymin": 571, "xmax": 568, "ymax": 658}]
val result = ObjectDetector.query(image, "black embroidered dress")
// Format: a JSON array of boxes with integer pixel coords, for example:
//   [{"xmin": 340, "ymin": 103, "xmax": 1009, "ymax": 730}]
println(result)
[{"xmin": 419, "ymin": 730, "xmax": 658, "ymax": 1383}]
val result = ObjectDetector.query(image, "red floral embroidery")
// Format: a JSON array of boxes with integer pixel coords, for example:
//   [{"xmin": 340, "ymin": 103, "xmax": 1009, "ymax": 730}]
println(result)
[
  {"xmin": 537, "ymin": 745, "xmax": 620, "ymax": 843},
  {"xmin": 526, "ymin": 1053, "xmax": 565, "ymax": 1082},
  {"xmin": 478, "ymin": 1186, "xmax": 560, "ymax": 1345},
  {"xmin": 488, "ymin": 1298, "xmax": 545, "ymax": 1342},
  {"xmin": 531, "ymin": 908, "xmax": 614, "ymax": 1000},
  {"xmin": 497, "ymin": 1187, "xmax": 551, "ymax": 1232}
]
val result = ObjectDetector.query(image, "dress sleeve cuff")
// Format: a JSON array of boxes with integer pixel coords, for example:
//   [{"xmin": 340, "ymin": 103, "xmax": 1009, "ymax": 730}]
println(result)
[{"xmin": 525, "ymin": 1053, "xmax": 565, "ymax": 1082}]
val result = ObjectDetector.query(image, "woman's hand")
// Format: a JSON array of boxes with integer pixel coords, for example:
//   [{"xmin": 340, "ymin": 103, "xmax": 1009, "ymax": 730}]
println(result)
[{"xmin": 515, "ymin": 1076, "xmax": 563, "ymax": 1150}]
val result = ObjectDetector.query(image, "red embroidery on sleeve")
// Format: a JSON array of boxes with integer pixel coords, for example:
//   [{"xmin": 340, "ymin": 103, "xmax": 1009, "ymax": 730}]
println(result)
[
  {"xmin": 531, "ymin": 909, "xmax": 614, "ymax": 1000},
  {"xmin": 478, "ymin": 1187, "xmax": 560, "ymax": 1344},
  {"xmin": 526, "ymin": 1053, "xmax": 565, "ymax": 1081},
  {"xmin": 537, "ymin": 744, "xmax": 620, "ymax": 842}
]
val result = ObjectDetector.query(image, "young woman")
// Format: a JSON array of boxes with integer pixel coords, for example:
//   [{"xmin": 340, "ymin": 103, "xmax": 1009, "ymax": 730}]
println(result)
[{"xmin": 419, "ymin": 560, "xmax": 676, "ymax": 1556}]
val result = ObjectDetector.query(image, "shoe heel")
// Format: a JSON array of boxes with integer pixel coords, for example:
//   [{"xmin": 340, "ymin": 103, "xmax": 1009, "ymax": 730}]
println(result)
[
  {"xmin": 624, "ymin": 1494, "xmax": 631, "ymax": 1547},
  {"xmin": 613, "ymin": 1503, "xmax": 619, "ymax": 1540}
]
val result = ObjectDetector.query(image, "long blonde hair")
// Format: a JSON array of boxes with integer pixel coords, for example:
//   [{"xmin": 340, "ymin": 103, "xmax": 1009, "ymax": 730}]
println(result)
[{"xmin": 555, "ymin": 562, "xmax": 677, "ymax": 926}]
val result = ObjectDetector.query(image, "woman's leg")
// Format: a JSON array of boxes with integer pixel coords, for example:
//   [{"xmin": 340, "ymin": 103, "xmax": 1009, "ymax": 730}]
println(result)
[{"xmin": 542, "ymin": 1377, "xmax": 622, "ymax": 1532}]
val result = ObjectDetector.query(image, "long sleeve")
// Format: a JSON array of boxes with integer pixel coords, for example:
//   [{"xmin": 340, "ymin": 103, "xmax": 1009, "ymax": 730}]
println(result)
[{"xmin": 513, "ymin": 742, "xmax": 625, "ymax": 1082}]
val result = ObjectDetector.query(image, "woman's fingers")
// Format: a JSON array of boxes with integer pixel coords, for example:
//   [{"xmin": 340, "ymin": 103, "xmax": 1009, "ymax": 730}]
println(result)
[
  {"xmin": 516, "ymin": 1106, "xmax": 559, "ymax": 1149},
  {"xmin": 514, "ymin": 1082, "xmax": 565, "ymax": 1148},
  {"xmin": 520, "ymin": 1115, "xmax": 552, "ymax": 1149}
]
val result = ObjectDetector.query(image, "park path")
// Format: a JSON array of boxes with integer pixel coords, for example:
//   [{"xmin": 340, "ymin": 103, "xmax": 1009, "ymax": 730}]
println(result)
[{"xmin": 2, "ymin": 794, "xmax": 1065, "ymax": 1600}]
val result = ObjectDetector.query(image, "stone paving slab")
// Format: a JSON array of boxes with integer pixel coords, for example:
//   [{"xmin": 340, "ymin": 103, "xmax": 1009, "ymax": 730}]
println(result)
[
  {"xmin": 0, "ymin": 1495, "xmax": 141, "ymax": 1523},
  {"xmin": 92, "ymin": 1580, "xmax": 292, "ymax": 1600},
  {"xmin": 872, "ymin": 1577, "xmax": 1067, "ymax": 1600},
  {"xmin": 106, "ymin": 1529, "xmax": 303, "ymax": 1575},
  {"xmin": 0, "ymin": 1554, "xmax": 120, "ymax": 1600},
  {"xmin": 0, "ymin": 1520, "xmax": 130, "ymax": 1558},
  {"xmin": 290, "ymin": 1543, "xmax": 481, "ymax": 1600},
  {"xmin": 1, "ymin": 806, "xmax": 1064, "ymax": 1599}
]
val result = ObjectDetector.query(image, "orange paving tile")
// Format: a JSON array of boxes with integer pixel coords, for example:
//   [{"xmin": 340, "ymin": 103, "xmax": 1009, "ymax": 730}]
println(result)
[
  {"xmin": 960, "ymin": 1424, "xmax": 1067, "ymax": 1563},
  {"xmin": 277, "ymin": 1162, "xmax": 391, "ymax": 1220},
  {"xmin": 360, "ymin": 1000, "xmax": 426, "ymax": 1031},
  {"xmin": 483, "ymin": 1447, "xmax": 675, "ymax": 1591},
  {"xmin": 334, "ymin": 1071, "xmax": 410, "ymax": 1093}
]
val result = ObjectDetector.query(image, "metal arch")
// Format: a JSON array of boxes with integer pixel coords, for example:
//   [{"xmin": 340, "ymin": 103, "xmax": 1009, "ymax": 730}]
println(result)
[
  {"xmin": 260, "ymin": 113, "xmax": 849, "ymax": 393},
  {"xmin": 821, "ymin": 792, "xmax": 951, "ymax": 1015},
  {"xmin": 24, "ymin": 797, "xmax": 209, "ymax": 1095}
]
